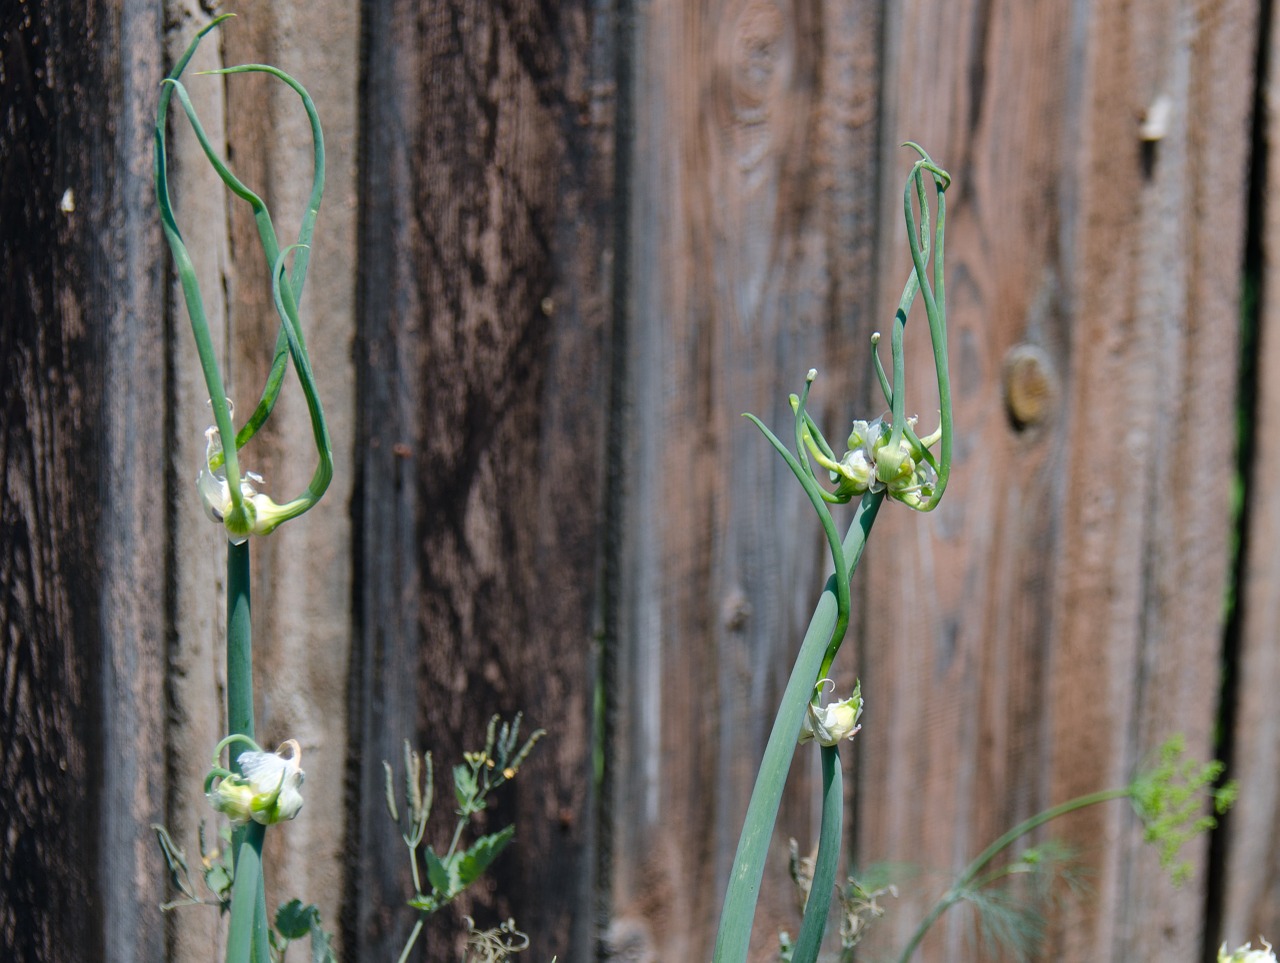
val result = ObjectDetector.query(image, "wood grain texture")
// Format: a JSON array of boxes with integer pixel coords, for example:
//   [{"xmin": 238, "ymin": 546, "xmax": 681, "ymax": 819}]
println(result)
[
  {"xmin": 857, "ymin": 0, "xmax": 1256, "ymax": 960},
  {"xmin": 348, "ymin": 2, "xmax": 614, "ymax": 960},
  {"xmin": 608, "ymin": 2, "xmax": 882, "ymax": 959},
  {"xmin": 221, "ymin": 0, "xmax": 359, "ymax": 943},
  {"xmin": 1222, "ymin": 0, "xmax": 1280, "ymax": 945},
  {"xmin": 0, "ymin": 1, "xmax": 168, "ymax": 960},
  {"xmin": 161, "ymin": 8, "xmax": 237, "ymax": 959}
]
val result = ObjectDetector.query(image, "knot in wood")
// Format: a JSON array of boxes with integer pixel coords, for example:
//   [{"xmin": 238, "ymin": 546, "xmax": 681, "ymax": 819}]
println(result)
[
  {"xmin": 724, "ymin": 1, "xmax": 788, "ymax": 120},
  {"xmin": 1002, "ymin": 343, "xmax": 1058, "ymax": 430}
]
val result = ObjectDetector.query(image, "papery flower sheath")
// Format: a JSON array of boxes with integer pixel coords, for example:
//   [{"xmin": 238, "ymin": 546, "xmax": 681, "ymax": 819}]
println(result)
[
  {"xmin": 207, "ymin": 738, "xmax": 305, "ymax": 826},
  {"xmin": 800, "ymin": 681, "xmax": 863, "ymax": 747},
  {"xmin": 196, "ymin": 425, "xmax": 290, "ymax": 543}
]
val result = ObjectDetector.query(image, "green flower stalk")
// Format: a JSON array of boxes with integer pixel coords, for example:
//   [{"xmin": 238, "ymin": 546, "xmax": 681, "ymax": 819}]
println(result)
[
  {"xmin": 155, "ymin": 17, "xmax": 332, "ymax": 963},
  {"xmin": 712, "ymin": 146, "xmax": 951, "ymax": 963}
]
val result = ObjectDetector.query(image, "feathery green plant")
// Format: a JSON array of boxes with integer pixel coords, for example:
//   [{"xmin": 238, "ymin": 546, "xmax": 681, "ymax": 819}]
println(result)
[{"xmin": 384, "ymin": 715, "xmax": 545, "ymax": 963}]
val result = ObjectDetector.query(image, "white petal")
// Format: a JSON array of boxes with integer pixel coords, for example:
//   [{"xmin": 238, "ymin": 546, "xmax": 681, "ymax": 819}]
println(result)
[{"xmin": 238, "ymin": 750, "xmax": 292, "ymax": 795}]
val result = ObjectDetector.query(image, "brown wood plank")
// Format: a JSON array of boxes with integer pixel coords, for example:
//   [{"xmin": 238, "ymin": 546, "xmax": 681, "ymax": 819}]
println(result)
[
  {"xmin": 856, "ymin": 0, "xmax": 1256, "ymax": 960},
  {"xmin": 161, "ymin": 6, "xmax": 237, "ymax": 958},
  {"xmin": 1221, "ymin": 0, "xmax": 1280, "ymax": 945},
  {"xmin": 606, "ymin": 2, "xmax": 884, "ymax": 959},
  {"xmin": 0, "ymin": 1, "xmax": 169, "ymax": 959},
  {"xmin": 348, "ymin": 3, "xmax": 614, "ymax": 960}
]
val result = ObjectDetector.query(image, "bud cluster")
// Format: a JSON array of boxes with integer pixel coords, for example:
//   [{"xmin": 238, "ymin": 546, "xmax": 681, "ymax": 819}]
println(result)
[
  {"xmin": 812, "ymin": 416, "xmax": 939, "ymax": 509},
  {"xmin": 206, "ymin": 738, "xmax": 306, "ymax": 827}
]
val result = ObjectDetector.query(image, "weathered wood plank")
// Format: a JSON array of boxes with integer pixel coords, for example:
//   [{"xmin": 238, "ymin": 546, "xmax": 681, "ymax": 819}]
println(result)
[
  {"xmin": 348, "ymin": 3, "xmax": 614, "ymax": 960},
  {"xmin": 221, "ymin": 0, "xmax": 359, "ymax": 945},
  {"xmin": 856, "ymin": 0, "xmax": 1256, "ymax": 960},
  {"xmin": 161, "ymin": 8, "xmax": 239, "ymax": 960},
  {"xmin": 1221, "ymin": 0, "xmax": 1280, "ymax": 945},
  {"xmin": 607, "ymin": 2, "xmax": 883, "ymax": 959},
  {"xmin": 0, "ymin": 1, "xmax": 168, "ymax": 959}
]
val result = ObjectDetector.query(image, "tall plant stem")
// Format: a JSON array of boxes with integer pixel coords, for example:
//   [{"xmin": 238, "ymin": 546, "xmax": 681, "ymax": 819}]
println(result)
[
  {"xmin": 895, "ymin": 787, "xmax": 1130, "ymax": 963},
  {"xmin": 225, "ymin": 542, "xmax": 270, "ymax": 963},
  {"xmin": 227, "ymin": 541, "xmax": 254, "ymax": 748},
  {"xmin": 712, "ymin": 491, "xmax": 883, "ymax": 963}
]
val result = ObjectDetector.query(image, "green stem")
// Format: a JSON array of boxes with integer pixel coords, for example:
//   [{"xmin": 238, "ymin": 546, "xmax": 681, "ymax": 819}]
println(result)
[
  {"xmin": 790, "ymin": 745, "xmax": 843, "ymax": 963},
  {"xmin": 712, "ymin": 492, "xmax": 883, "ymax": 963},
  {"xmin": 227, "ymin": 541, "xmax": 254, "ymax": 750},
  {"xmin": 397, "ymin": 919, "xmax": 425, "ymax": 963},
  {"xmin": 225, "ymin": 542, "xmax": 269, "ymax": 963},
  {"xmin": 894, "ymin": 787, "xmax": 1130, "ymax": 963},
  {"xmin": 225, "ymin": 822, "xmax": 266, "ymax": 963},
  {"xmin": 154, "ymin": 19, "xmax": 246, "ymax": 514}
]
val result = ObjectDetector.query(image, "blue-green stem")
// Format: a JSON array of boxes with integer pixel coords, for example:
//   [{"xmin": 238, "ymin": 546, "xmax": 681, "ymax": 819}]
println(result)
[
  {"xmin": 155, "ymin": 18, "xmax": 246, "ymax": 514},
  {"xmin": 266, "ymin": 247, "xmax": 334, "ymax": 519},
  {"xmin": 900, "ymin": 147, "xmax": 952, "ymax": 510},
  {"xmin": 894, "ymin": 787, "xmax": 1129, "ymax": 963},
  {"xmin": 711, "ymin": 492, "xmax": 882, "ymax": 963},
  {"xmin": 789, "ymin": 745, "xmax": 843, "ymax": 963},
  {"xmin": 870, "ymin": 334, "xmax": 940, "ymax": 477},
  {"xmin": 226, "ymin": 542, "xmax": 269, "ymax": 963},
  {"xmin": 745, "ymin": 412, "xmax": 851, "ymax": 683},
  {"xmin": 160, "ymin": 58, "xmax": 325, "ymax": 459}
]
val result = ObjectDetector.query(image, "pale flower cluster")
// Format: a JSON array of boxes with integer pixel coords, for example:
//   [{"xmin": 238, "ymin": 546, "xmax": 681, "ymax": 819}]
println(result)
[
  {"xmin": 1220, "ymin": 939, "xmax": 1277, "ymax": 963},
  {"xmin": 814, "ymin": 417, "xmax": 938, "ymax": 509},
  {"xmin": 196, "ymin": 424, "xmax": 289, "ymax": 543}
]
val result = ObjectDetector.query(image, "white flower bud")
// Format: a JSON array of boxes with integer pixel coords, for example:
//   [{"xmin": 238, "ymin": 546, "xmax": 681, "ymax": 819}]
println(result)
[
  {"xmin": 1220, "ymin": 940, "xmax": 1277, "ymax": 963},
  {"xmin": 800, "ymin": 682, "xmax": 863, "ymax": 747},
  {"xmin": 207, "ymin": 739, "xmax": 305, "ymax": 826}
]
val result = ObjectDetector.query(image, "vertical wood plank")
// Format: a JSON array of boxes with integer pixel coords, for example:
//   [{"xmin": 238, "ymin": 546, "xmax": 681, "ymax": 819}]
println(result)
[
  {"xmin": 857, "ymin": 1, "xmax": 1256, "ymax": 960},
  {"xmin": 609, "ymin": 2, "xmax": 883, "ymax": 958},
  {"xmin": 349, "ymin": 3, "xmax": 614, "ymax": 960},
  {"xmin": 162, "ymin": 7, "xmax": 238, "ymax": 959},
  {"xmin": 1, "ymin": 1, "xmax": 168, "ymax": 960},
  {"xmin": 221, "ymin": 0, "xmax": 359, "ymax": 940},
  {"xmin": 1222, "ymin": 0, "xmax": 1280, "ymax": 945}
]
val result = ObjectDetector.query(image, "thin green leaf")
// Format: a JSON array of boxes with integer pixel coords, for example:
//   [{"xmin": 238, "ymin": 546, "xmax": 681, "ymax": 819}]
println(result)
[{"xmin": 789, "ymin": 746, "xmax": 843, "ymax": 963}]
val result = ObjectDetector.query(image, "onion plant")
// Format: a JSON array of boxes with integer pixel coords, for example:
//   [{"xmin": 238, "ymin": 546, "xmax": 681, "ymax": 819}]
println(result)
[
  {"xmin": 155, "ymin": 16, "xmax": 332, "ymax": 963},
  {"xmin": 711, "ymin": 144, "xmax": 952, "ymax": 963},
  {"xmin": 154, "ymin": 21, "xmax": 548, "ymax": 962},
  {"xmin": 712, "ymin": 150, "xmax": 1236, "ymax": 962}
]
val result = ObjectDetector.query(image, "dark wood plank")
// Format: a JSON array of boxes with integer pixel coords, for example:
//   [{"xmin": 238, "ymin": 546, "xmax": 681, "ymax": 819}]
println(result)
[
  {"xmin": 348, "ymin": 3, "xmax": 615, "ymax": 960},
  {"xmin": 856, "ymin": 0, "xmax": 1257, "ymax": 960},
  {"xmin": 0, "ymin": 1, "xmax": 168, "ymax": 959}
]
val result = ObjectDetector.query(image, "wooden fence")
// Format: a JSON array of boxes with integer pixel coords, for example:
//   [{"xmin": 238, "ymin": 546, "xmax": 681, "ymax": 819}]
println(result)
[{"xmin": 4, "ymin": 0, "xmax": 1278, "ymax": 960}]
